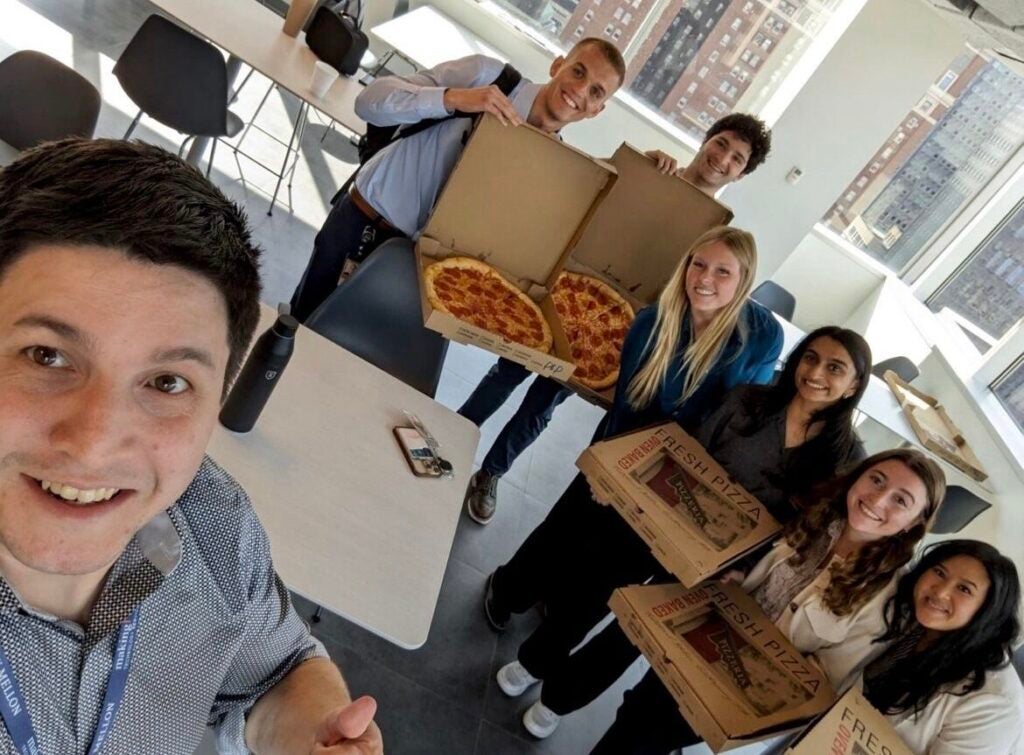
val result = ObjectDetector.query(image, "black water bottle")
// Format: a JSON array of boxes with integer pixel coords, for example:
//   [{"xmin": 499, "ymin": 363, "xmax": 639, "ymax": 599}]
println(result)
[{"xmin": 219, "ymin": 314, "xmax": 299, "ymax": 432}]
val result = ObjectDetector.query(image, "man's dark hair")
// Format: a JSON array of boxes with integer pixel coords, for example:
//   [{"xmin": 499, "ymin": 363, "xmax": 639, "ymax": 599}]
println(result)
[
  {"xmin": 705, "ymin": 113, "xmax": 772, "ymax": 174},
  {"xmin": 0, "ymin": 138, "xmax": 261, "ymax": 392},
  {"xmin": 570, "ymin": 37, "xmax": 627, "ymax": 89}
]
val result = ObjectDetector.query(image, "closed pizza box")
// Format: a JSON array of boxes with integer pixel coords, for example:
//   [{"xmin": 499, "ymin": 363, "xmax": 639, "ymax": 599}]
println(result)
[
  {"xmin": 414, "ymin": 114, "xmax": 617, "ymax": 379},
  {"xmin": 577, "ymin": 422, "xmax": 781, "ymax": 587},
  {"xmin": 784, "ymin": 686, "xmax": 911, "ymax": 755},
  {"xmin": 610, "ymin": 582, "xmax": 835, "ymax": 753},
  {"xmin": 551, "ymin": 143, "xmax": 734, "ymax": 405}
]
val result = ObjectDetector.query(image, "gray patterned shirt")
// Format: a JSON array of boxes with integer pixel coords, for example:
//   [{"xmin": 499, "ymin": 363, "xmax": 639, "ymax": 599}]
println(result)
[{"xmin": 0, "ymin": 457, "xmax": 326, "ymax": 754}]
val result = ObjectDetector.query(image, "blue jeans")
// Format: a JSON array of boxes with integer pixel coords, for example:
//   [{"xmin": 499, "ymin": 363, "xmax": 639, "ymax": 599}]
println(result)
[
  {"xmin": 459, "ymin": 358, "xmax": 572, "ymax": 477},
  {"xmin": 289, "ymin": 192, "xmax": 406, "ymax": 322}
]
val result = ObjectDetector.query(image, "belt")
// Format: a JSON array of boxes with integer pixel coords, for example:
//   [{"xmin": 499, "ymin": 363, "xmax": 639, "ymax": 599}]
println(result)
[{"xmin": 349, "ymin": 186, "xmax": 397, "ymax": 233}]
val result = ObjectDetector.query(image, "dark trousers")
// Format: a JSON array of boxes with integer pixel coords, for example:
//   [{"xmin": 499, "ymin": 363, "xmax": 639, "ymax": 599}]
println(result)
[
  {"xmin": 590, "ymin": 668, "xmax": 702, "ymax": 755},
  {"xmin": 458, "ymin": 358, "xmax": 573, "ymax": 477},
  {"xmin": 289, "ymin": 192, "xmax": 406, "ymax": 323}
]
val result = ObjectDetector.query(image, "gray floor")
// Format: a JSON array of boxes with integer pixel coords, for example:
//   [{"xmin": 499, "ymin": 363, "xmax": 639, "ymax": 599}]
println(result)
[{"xmin": 5, "ymin": 1, "xmax": 663, "ymax": 752}]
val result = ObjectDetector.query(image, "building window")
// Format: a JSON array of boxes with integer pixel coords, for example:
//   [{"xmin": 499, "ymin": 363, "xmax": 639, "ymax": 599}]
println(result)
[
  {"xmin": 489, "ymin": 0, "xmax": 857, "ymax": 142},
  {"xmin": 697, "ymin": 66, "xmax": 709, "ymax": 79},
  {"xmin": 709, "ymin": 50, "xmax": 720, "ymax": 62},
  {"xmin": 993, "ymin": 357, "xmax": 1024, "ymax": 432},
  {"xmin": 822, "ymin": 46, "xmax": 1024, "ymax": 273}
]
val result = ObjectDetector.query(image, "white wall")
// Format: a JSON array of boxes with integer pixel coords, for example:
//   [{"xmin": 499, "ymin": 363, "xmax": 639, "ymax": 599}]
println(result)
[{"xmin": 723, "ymin": 0, "xmax": 963, "ymax": 282}]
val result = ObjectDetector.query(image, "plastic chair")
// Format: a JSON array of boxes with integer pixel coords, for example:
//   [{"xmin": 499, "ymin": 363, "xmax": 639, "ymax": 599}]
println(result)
[
  {"xmin": 305, "ymin": 239, "xmax": 449, "ymax": 397},
  {"xmin": 114, "ymin": 15, "xmax": 243, "ymax": 176},
  {"xmin": 751, "ymin": 280, "xmax": 796, "ymax": 321},
  {"xmin": 0, "ymin": 50, "xmax": 100, "ymax": 150},
  {"xmin": 930, "ymin": 485, "xmax": 992, "ymax": 535},
  {"xmin": 873, "ymin": 356, "xmax": 920, "ymax": 383}
]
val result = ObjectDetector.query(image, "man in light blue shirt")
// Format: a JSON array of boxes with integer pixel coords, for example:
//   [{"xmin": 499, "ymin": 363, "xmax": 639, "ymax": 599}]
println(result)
[{"xmin": 288, "ymin": 39, "xmax": 626, "ymax": 321}]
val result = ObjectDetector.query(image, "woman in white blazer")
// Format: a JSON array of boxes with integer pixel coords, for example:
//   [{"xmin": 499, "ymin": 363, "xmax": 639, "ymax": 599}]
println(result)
[
  {"xmin": 589, "ymin": 447, "xmax": 946, "ymax": 755},
  {"xmin": 859, "ymin": 539, "xmax": 1023, "ymax": 755}
]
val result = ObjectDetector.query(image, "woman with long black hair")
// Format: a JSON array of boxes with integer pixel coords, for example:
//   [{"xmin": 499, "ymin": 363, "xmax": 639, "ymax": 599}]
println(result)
[
  {"xmin": 860, "ymin": 539, "xmax": 1023, "ymax": 753},
  {"xmin": 498, "ymin": 326, "xmax": 874, "ymax": 738}
]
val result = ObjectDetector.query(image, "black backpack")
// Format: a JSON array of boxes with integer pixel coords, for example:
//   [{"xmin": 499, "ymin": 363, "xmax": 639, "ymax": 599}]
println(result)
[{"xmin": 332, "ymin": 63, "xmax": 522, "ymax": 204}]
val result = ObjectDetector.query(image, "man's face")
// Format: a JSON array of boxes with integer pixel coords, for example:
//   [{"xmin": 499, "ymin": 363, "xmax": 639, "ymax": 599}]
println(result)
[
  {"xmin": 540, "ymin": 44, "xmax": 622, "ymax": 129},
  {"xmin": 0, "ymin": 245, "xmax": 230, "ymax": 577},
  {"xmin": 689, "ymin": 129, "xmax": 752, "ymax": 191}
]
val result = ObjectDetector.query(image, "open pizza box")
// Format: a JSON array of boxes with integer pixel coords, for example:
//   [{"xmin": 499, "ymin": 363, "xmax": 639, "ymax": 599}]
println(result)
[
  {"xmin": 610, "ymin": 582, "xmax": 835, "ymax": 753},
  {"xmin": 577, "ymin": 422, "xmax": 781, "ymax": 587},
  {"xmin": 553, "ymin": 143, "xmax": 733, "ymax": 405},
  {"xmin": 414, "ymin": 114, "xmax": 617, "ymax": 380},
  {"xmin": 784, "ymin": 686, "xmax": 912, "ymax": 755}
]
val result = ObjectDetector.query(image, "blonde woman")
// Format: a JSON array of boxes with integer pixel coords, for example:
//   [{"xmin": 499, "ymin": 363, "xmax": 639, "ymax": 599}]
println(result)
[{"xmin": 483, "ymin": 226, "xmax": 784, "ymax": 725}]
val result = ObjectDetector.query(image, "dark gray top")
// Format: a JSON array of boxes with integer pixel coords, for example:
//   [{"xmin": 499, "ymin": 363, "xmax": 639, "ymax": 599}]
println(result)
[
  {"xmin": 695, "ymin": 384, "xmax": 865, "ymax": 525},
  {"xmin": 0, "ymin": 457, "xmax": 325, "ymax": 754}
]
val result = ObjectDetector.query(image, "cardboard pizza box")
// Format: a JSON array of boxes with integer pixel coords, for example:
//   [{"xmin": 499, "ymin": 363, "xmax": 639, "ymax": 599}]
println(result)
[
  {"xmin": 414, "ymin": 114, "xmax": 616, "ymax": 379},
  {"xmin": 784, "ymin": 686, "xmax": 912, "ymax": 755},
  {"xmin": 551, "ymin": 143, "xmax": 733, "ymax": 405},
  {"xmin": 610, "ymin": 582, "xmax": 835, "ymax": 753},
  {"xmin": 577, "ymin": 422, "xmax": 781, "ymax": 587}
]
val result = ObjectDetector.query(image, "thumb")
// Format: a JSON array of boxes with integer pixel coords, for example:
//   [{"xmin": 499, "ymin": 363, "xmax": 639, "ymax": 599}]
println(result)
[{"xmin": 316, "ymin": 696, "xmax": 378, "ymax": 745}]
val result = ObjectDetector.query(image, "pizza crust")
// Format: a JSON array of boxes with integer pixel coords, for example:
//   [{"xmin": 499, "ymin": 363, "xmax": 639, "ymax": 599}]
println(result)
[{"xmin": 424, "ymin": 257, "xmax": 553, "ymax": 352}]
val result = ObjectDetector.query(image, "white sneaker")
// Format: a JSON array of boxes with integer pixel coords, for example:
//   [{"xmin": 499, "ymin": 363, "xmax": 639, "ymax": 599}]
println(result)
[
  {"xmin": 522, "ymin": 699, "xmax": 561, "ymax": 739},
  {"xmin": 496, "ymin": 661, "xmax": 539, "ymax": 697}
]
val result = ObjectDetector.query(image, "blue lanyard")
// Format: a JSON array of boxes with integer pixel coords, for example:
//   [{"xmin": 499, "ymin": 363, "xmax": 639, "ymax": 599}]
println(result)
[{"xmin": 0, "ymin": 608, "xmax": 140, "ymax": 755}]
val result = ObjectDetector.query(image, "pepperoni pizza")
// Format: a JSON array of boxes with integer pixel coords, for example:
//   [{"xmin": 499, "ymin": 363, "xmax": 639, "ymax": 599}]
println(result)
[
  {"xmin": 424, "ymin": 257, "xmax": 553, "ymax": 352},
  {"xmin": 551, "ymin": 271, "xmax": 635, "ymax": 390}
]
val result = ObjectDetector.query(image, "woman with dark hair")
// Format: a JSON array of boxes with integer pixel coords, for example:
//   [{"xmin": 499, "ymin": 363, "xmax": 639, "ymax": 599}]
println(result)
[
  {"xmin": 589, "ymin": 448, "xmax": 946, "ymax": 755},
  {"xmin": 860, "ymin": 539, "xmax": 1023, "ymax": 753},
  {"xmin": 498, "ymin": 327, "xmax": 874, "ymax": 738}
]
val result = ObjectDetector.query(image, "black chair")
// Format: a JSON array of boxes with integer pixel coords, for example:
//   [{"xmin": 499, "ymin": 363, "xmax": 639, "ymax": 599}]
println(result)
[
  {"xmin": 114, "ymin": 15, "xmax": 243, "ymax": 176},
  {"xmin": 930, "ymin": 485, "xmax": 992, "ymax": 534},
  {"xmin": 305, "ymin": 239, "xmax": 449, "ymax": 397},
  {"xmin": 1013, "ymin": 643, "xmax": 1024, "ymax": 683},
  {"xmin": 873, "ymin": 356, "xmax": 920, "ymax": 383},
  {"xmin": 0, "ymin": 50, "xmax": 100, "ymax": 150},
  {"xmin": 751, "ymin": 280, "xmax": 796, "ymax": 321}
]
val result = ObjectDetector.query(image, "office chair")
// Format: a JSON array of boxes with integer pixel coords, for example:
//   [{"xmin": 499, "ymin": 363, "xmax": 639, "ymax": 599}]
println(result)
[
  {"xmin": 114, "ymin": 15, "xmax": 243, "ymax": 177},
  {"xmin": 930, "ymin": 485, "xmax": 992, "ymax": 535},
  {"xmin": 0, "ymin": 50, "xmax": 100, "ymax": 150},
  {"xmin": 751, "ymin": 280, "xmax": 796, "ymax": 321},
  {"xmin": 873, "ymin": 356, "xmax": 920, "ymax": 383},
  {"xmin": 305, "ymin": 238, "xmax": 449, "ymax": 398}
]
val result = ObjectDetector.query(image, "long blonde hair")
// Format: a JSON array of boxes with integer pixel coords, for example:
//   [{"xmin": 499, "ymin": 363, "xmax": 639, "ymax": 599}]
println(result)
[{"xmin": 626, "ymin": 226, "xmax": 757, "ymax": 410}]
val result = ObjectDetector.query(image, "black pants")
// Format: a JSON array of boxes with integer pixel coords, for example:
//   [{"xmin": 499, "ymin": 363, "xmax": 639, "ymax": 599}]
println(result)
[
  {"xmin": 458, "ymin": 359, "xmax": 573, "ymax": 477},
  {"xmin": 590, "ymin": 669, "xmax": 702, "ymax": 755},
  {"xmin": 490, "ymin": 475, "xmax": 662, "ymax": 684},
  {"xmin": 289, "ymin": 192, "xmax": 406, "ymax": 322}
]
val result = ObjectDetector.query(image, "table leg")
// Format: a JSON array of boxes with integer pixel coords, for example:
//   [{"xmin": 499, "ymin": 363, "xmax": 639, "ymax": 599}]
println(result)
[{"xmin": 268, "ymin": 101, "xmax": 308, "ymax": 216}]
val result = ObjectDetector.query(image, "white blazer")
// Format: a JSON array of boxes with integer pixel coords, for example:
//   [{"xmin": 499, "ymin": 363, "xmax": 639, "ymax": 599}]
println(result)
[
  {"xmin": 741, "ymin": 539, "xmax": 897, "ymax": 692},
  {"xmin": 872, "ymin": 663, "xmax": 1024, "ymax": 755}
]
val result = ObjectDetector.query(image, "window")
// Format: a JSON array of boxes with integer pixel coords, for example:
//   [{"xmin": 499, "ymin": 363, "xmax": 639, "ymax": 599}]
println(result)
[
  {"xmin": 709, "ymin": 50, "xmax": 720, "ymax": 62},
  {"xmin": 697, "ymin": 66, "xmax": 709, "ymax": 79},
  {"xmin": 993, "ymin": 357, "xmax": 1024, "ymax": 432},
  {"xmin": 488, "ymin": 0, "xmax": 858, "ymax": 142},
  {"xmin": 927, "ymin": 198, "xmax": 1024, "ymax": 350},
  {"xmin": 822, "ymin": 46, "xmax": 1024, "ymax": 273},
  {"xmin": 686, "ymin": 81, "xmax": 698, "ymax": 94}
]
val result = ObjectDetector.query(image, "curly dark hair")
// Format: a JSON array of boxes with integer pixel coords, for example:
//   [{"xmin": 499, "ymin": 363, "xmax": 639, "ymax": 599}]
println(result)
[
  {"xmin": 0, "ymin": 138, "xmax": 262, "ymax": 393},
  {"xmin": 785, "ymin": 448, "xmax": 945, "ymax": 616},
  {"xmin": 869, "ymin": 539, "xmax": 1021, "ymax": 716},
  {"xmin": 705, "ymin": 113, "xmax": 772, "ymax": 174}
]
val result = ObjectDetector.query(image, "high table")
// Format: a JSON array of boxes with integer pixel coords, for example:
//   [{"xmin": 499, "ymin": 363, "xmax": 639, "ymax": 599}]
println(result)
[
  {"xmin": 208, "ymin": 305, "xmax": 480, "ymax": 649},
  {"xmin": 149, "ymin": 0, "xmax": 367, "ymax": 209},
  {"xmin": 773, "ymin": 313, "xmax": 996, "ymax": 503}
]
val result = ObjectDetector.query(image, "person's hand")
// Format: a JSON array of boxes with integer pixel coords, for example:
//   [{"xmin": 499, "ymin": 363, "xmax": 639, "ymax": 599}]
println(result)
[
  {"xmin": 645, "ymin": 149, "xmax": 678, "ymax": 175},
  {"xmin": 443, "ymin": 86, "xmax": 523, "ymax": 126},
  {"xmin": 718, "ymin": 569, "xmax": 745, "ymax": 585},
  {"xmin": 312, "ymin": 696, "xmax": 383, "ymax": 754}
]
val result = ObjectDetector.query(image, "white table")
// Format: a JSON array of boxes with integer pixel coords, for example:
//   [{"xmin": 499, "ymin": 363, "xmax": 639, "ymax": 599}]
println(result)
[
  {"xmin": 208, "ymin": 305, "xmax": 480, "ymax": 649},
  {"xmin": 150, "ymin": 0, "xmax": 367, "ymax": 209},
  {"xmin": 773, "ymin": 313, "xmax": 995, "ymax": 502},
  {"xmin": 370, "ymin": 6, "xmax": 505, "ymax": 71}
]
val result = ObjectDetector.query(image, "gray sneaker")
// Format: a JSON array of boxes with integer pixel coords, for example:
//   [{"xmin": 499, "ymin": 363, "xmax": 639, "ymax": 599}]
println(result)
[{"xmin": 466, "ymin": 470, "xmax": 500, "ymax": 525}]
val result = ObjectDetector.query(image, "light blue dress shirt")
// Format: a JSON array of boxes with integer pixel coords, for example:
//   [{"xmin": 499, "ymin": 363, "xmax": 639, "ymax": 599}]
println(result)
[{"xmin": 353, "ymin": 54, "xmax": 541, "ymax": 237}]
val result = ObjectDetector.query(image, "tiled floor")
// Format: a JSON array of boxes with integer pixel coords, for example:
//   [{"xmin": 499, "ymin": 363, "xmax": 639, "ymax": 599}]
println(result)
[{"xmin": 3, "ymin": 1, "xmax": 670, "ymax": 752}]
